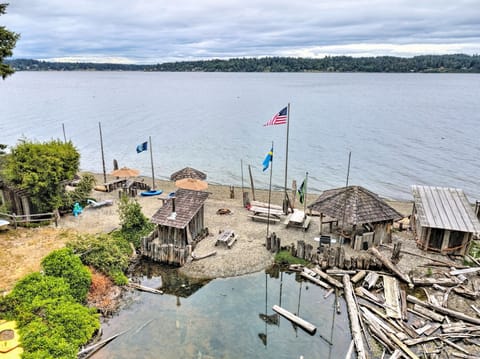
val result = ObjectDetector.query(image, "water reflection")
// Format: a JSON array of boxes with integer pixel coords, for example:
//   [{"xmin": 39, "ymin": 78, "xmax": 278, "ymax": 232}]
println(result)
[{"xmin": 93, "ymin": 263, "xmax": 351, "ymax": 359}]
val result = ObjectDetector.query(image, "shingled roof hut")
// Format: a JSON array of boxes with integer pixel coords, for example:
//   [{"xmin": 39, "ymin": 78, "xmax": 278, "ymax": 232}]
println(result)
[
  {"xmin": 411, "ymin": 185, "xmax": 480, "ymax": 256},
  {"xmin": 141, "ymin": 188, "xmax": 209, "ymax": 266},
  {"xmin": 308, "ymin": 186, "xmax": 403, "ymax": 249},
  {"xmin": 170, "ymin": 167, "xmax": 207, "ymax": 181}
]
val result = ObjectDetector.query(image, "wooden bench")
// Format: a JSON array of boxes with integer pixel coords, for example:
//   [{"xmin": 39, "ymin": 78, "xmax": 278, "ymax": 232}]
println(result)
[
  {"xmin": 248, "ymin": 214, "xmax": 280, "ymax": 224},
  {"xmin": 284, "ymin": 210, "xmax": 311, "ymax": 231}
]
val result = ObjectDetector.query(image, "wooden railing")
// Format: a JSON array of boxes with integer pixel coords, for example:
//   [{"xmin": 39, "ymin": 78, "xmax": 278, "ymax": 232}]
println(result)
[{"xmin": 0, "ymin": 211, "xmax": 58, "ymax": 229}]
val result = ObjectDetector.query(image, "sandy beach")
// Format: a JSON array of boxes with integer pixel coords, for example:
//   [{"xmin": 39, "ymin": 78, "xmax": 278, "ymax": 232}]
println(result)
[
  {"xmin": 59, "ymin": 173, "xmax": 414, "ymax": 280},
  {"xmin": 0, "ymin": 171, "xmax": 417, "ymax": 292}
]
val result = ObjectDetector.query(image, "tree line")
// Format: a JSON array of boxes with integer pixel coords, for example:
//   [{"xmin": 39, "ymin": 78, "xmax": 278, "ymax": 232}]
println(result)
[{"xmin": 6, "ymin": 54, "xmax": 480, "ymax": 73}]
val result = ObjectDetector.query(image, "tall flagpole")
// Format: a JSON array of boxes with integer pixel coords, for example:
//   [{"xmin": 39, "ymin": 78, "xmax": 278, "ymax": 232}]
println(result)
[
  {"xmin": 266, "ymin": 141, "xmax": 274, "ymax": 239},
  {"xmin": 149, "ymin": 136, "xmax": 156, "ymax": 190},
  {"xmin": 283, "ymin": 103, "xmax": 291, "ymax": 214},
  {"xmin": 340, "ymin": 151, "xmax": 352, "ymax": 246}
]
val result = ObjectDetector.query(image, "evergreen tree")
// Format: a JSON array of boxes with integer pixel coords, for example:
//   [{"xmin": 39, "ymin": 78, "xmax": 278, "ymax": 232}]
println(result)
[{"xmin": 0, "ymin": 3, "xmax": 20, "ymax": 79}]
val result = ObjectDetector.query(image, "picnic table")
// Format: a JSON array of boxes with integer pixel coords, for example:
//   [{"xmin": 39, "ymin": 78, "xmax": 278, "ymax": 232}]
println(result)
[
  {"xmin": 215, "ymin": 229, "xmax": 237, "ymax": 248},
  {"xmin": 284, "ymin": 209, "xmax": 311, "ymax": 231},
  {"xmin": 248, "ymin": 205, "xmax": 283, "ymax": 224}
]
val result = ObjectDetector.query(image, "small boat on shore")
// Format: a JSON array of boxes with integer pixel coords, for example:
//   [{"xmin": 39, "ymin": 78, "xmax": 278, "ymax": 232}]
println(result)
[{"xmin": 141, "ymin": 190, "xmax": 163, "ymax": 197}]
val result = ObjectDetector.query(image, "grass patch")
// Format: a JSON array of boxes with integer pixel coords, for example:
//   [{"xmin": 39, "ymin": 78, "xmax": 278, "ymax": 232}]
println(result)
[{"xmin": 274, "ymin": 250, "xmax": 310, "ymax": 266}]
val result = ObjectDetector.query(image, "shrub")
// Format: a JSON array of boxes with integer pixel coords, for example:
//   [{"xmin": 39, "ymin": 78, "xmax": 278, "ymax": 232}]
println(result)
[
  {"xmin": 117, "ymin": 194, "xmax": 154, "ymax": 248},
  {"xmin": 1, "ymin": 272, "xmax": 73, "ymax": 321},
  {"xmin": 68, "ymin": 233, "xmax": 131, "ymax": 284},
  {"xmin": 41, "ymin": 248, "xmax": 91, "ymax": 302},
  {"xmin": 20, "ymin": 298, "xmax": 99, "ymax": 359}
]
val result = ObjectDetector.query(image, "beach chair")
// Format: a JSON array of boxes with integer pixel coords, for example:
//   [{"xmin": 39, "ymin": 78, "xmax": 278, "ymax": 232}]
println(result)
[{"xmin": 86, "ymin": 199, "xmax": 114, "ymax": 208}]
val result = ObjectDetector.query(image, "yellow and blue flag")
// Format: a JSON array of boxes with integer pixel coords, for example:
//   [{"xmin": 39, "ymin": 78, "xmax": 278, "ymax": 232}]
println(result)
[{"xmin": 262, "ymin": 147, "xmax": 273, "ymax": 171}]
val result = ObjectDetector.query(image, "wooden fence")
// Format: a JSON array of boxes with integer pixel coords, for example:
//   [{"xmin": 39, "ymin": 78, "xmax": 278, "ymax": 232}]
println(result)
[{"xmin": 0, "ymin": 212, "xmax": 58, "ymax": 229}]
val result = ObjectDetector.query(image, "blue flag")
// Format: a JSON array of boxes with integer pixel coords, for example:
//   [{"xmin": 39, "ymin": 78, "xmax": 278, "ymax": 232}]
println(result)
[
  {"xmin": 136, "ymin": 141, "xmax": 148, "ymax": 153},
  {"xmin": 262, "ymin": 147, "xmax": 273, "ymax": 171}
]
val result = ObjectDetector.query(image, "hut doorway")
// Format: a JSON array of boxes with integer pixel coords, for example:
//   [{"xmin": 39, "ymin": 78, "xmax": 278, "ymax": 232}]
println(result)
[{"xmin": 429, "ymin": 228, "xmax": 443, "ymax": 250}]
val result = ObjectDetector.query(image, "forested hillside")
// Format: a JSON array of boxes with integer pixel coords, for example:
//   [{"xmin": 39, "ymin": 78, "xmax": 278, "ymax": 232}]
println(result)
[{"xmin": 7, "ymin": 54, "xmax": 480, "ymax": 73}]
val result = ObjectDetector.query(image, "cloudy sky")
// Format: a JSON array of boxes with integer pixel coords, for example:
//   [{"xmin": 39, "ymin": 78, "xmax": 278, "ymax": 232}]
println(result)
[{"xmin": 3, "ymin": 0, "xmax": 479, "ymax": 64}]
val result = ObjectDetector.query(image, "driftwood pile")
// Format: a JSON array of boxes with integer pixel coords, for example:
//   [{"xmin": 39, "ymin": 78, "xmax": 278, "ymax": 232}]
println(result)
[{"xmin": 290, "ymin": 245, "xmax": 480, "ymax": 359}]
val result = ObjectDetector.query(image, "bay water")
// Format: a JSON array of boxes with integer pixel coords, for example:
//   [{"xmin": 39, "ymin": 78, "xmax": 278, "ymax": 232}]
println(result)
[{"xmin": 1, "ymin": 71, "xmax": 479, "ymax": 201}]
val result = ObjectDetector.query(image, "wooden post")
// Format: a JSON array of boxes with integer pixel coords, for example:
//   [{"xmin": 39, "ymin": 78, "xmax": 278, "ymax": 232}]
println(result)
[{"xmin": 342, "ymin": 274, "xmax": 367, "ymax": 359}]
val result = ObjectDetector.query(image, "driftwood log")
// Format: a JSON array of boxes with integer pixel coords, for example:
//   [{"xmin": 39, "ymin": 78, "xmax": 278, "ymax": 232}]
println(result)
[
  {"xmin": 369, "ymin": 247, "xmax": 413, "ymax": 287},
  {"xmin": 343, "ymin": 275, "xmax": 367, "ymax": 359},
  {"xmin": 272, "ymin": 305, "xmax": 317, "ymax": 335}
]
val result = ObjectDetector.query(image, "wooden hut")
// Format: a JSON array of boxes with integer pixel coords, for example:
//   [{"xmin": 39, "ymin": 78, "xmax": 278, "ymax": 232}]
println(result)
[
  {"xmin": 308, "ymin": 186, "xmax": 403, "ymax": 250},
  {"xmin": 141, "ymin": 188, "xmax": 209, "ymax": 266},
  {"xmin": 170, "ymin": 167, "xmax": 207, "ymax": 181},
  {"xmin": 411, "ymin": 185, "xmax": 480, "ymax": 256}
]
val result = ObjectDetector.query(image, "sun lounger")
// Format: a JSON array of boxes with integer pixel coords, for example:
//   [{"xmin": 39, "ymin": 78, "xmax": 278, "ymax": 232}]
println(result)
[{"xmin": 86, "ymin": 199, "xmax": 114, "ymax": 208}]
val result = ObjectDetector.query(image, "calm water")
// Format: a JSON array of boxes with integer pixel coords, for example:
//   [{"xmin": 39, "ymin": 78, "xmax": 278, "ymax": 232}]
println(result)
[
  {"xmin": 94, "ymin": 266, "xmax": 350, "ymax": 359},
  {"xmin": 1, "ymin": 71, "xmax": 479, "ymax": 201}
]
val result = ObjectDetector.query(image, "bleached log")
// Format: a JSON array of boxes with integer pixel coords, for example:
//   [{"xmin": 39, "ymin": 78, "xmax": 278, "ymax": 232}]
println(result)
[
  {"xmin": 191, "ymin": 250, "xmax": 217, "ymax": 261},
  {"xmin": 412, "ymin": 277, "xmax": 460, "ymax": 287},
  {"xmin": 343, "ymin": 275, "xmax": 367, "ymax": 359},
  {"xmin": 345, "ymin": 340, "xmax": 355, "ymax": 359},
  {"xmin": 326, "ymin": 269, "xmax": 357, "ymax": 276},
  {"xmin": 300, "ymin": 271, "xmax": 331, "ymax": 289},
  {"xmin": 407, "ymin": 295, "xmax": 480, "ymax": 325},
  {"xmin": 385, "ymin": 332, "xmax": 420, "ymax": 359},
  {"xmin": 412, "ymin": 304, "xmax": 445, "ymax": 323},
  {"xmin": 369, "ymin": 247, "xmax": 413, "ymax": 287},
  {"xmin": 272, "ymin": 305, "xmax": 317, "ymax": 335},
  {"xmin": 363, "ymin": 271, "xmax": 380, "ymax": 289},
  {"xmin": 128, "ymin": 282, "xmax": 163, "ymax": 295},
  {"xmin": 312, "ymin": 267, "xmax": 344, "ymax": 288},
  {"xmin": 351, "ymin": 270, "xmax": 367, "ymax": 284},
  {"xmin": 449, "ymin": 267, "xmax": 480, "ymax": 276}
]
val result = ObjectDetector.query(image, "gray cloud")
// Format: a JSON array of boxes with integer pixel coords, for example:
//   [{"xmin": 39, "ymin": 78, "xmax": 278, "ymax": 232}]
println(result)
[{"xmin": 3, "ymin": 0, "xmax": 479, "ymax": 63}]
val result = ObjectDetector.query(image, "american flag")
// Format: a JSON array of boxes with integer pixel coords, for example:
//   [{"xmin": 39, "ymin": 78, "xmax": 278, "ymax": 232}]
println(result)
[{"xmin": 263, "ymin": 106, "xmax": 288, "ymax": 126}]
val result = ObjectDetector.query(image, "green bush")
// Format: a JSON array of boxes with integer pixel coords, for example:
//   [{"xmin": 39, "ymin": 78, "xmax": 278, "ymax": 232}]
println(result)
[
  {"xmin": 20, "ymin": 298, "xmax": 99, "ymax": 359},
  {"xmin": 117, "ymin": 194, "xmax": 154, "ymax": 248},
  {"xmin": 0, "ymin": 273, "xmax": 73, "ymax": 320},
  {"xmin": 68, "ymin": 233, "xmax": 131, "ymax": 284},
  {"xmin": 41, "ymin": 248, "xmax": 91, "ymax": 302}
]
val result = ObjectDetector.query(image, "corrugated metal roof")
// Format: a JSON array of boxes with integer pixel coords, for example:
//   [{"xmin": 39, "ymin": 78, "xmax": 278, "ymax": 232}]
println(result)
[
  {"xmin": 151, "ymin": 188, "xmax": 209, "ymax": 229},
  {"xmin": 411, "ymin": 185, "xmax": 480, "ymax": 234}
]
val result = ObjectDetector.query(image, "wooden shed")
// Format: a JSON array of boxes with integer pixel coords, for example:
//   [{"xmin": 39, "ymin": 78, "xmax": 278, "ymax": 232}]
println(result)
[
  {"xmin": 141, "ymin": 188, "xmax": 209, "ymax": 266},
  {"xmin": 411, "ymin": 185, "xmax": 480, "ymax": 256},
  {"xmin": 308, "ymin": 186, "xmax": 403, "ymax": 249}
]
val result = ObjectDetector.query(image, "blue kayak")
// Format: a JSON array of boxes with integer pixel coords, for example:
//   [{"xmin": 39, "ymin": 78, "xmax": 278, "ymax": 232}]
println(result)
[{"xmin": 141, "ymin": 190, "xmax": 163, "ymax": 197}]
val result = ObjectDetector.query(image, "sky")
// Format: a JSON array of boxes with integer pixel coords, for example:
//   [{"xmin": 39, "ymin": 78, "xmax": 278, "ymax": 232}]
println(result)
[{"xmin": 2, "ymin": 0, "xmax": 480, "ymax": 64}]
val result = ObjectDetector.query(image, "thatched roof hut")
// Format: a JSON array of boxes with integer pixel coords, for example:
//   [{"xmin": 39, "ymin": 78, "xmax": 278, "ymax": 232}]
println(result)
[
  {"xmin": 170, "ymin": 167, "xmax": 207, "ymax": 182},
  {"xmin": 308, "ymin": 186, "xmax": 403, "ymax": 249},
  {"xmin": 308, "ymin": 185, "xmax": 403, "ymax": 226}
]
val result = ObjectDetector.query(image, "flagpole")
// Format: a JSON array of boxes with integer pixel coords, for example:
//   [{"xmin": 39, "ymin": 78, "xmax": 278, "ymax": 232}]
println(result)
[
  {"xmin": 340, "ymin": 151, "xmax": 352, "ymax": 246},
  {"xmin": 283, "ymin": 103, "xmax": 290, "ymax": 214},
  {"xmin": 98, "ymin": 122, "xmax": 107, "ymax": 184},
  {"xmin": 304, "ymin": 171, "xmax": 308, "ymax": 213},
  {"xmin": 149, "ymin": 136, "xmax": 156, "ymax": 190},
  {"xmin": 266, "ymin": 141, "xmax": 274, "ymax": 239}
]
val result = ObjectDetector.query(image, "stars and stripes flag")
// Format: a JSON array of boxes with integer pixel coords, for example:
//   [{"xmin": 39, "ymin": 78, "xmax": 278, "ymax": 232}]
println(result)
[{"xmin": 263, "ymin": 106, "xmax": 288, "ymax": 126}]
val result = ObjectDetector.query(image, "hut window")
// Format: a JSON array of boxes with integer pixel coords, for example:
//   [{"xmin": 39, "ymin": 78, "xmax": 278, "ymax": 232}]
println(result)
[{"xmin": 429, "ymin": 228, "xmax": 443, "ymax": 249}]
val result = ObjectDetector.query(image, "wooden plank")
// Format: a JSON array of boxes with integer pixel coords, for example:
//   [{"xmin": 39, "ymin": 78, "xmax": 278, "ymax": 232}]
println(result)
[
  {"xmin": 343, "ymin": 275, "xmax": 367, "ymax": 359},
  {"xmin": 449, "ymin": 267, "xmax": 480, "ymax": 276},
  {"xmin": 272, "ymin": 305, "xmax": 317, "ymax": 335},
  {"xmin": 383, "ymin": 275, "xmax": 402, "ymax": 319},
  {"xmin": 300, "ymin": 271, "xmax": 331, "ymax": 289}
]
